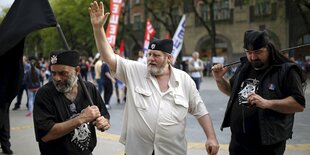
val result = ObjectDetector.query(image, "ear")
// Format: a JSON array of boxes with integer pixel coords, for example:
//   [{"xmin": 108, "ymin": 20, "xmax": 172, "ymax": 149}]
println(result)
[{"xmin": 167, "ymin": 54, "xmax": 174, "ymax": 64}]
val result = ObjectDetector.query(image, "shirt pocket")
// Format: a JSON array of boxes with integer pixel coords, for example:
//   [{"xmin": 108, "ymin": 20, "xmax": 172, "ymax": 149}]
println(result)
[
  {"xmin": 172, "ymin": 95, "xmax": 189, "ymax": 122},
  {"xmin": 134, "ymin": 87, "xmax": 152, "ymax": 110},
  {"xmin": 161, "ymin": 95, "xmax": 189, "ymax": 125}
]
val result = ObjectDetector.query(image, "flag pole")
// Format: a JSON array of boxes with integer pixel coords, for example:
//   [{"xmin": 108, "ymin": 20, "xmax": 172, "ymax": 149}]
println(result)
[
  {"xmin": 56, "ymin": 24, "xmax": 70, "ymax": 50},
  {"xmin": 280, "ymin": 43, "xmax": 310, "ymax": 53},
  {"xmin": 217, "ymin": 43, "xmax": 310, "ymax": 69},
  {"xmin": 56, "ymin": 23, "xmax": 94, "ymax": 106}
]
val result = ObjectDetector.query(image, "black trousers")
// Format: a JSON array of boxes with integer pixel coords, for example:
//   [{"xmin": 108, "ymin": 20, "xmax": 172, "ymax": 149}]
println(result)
[
  {"xmin": 0, "ymin": 102, "xmax": 11, "ymax": 149},
  {"xmin": 14, "ymin": 83, "xmax": 28, "ymax": 108},
  {"xmin": 103, "ymin": 81, "xmax": 113, "ymax": 105},
  {"xmin": 229, "ymin": 136, "xmax": 286, "ymax": 155}
]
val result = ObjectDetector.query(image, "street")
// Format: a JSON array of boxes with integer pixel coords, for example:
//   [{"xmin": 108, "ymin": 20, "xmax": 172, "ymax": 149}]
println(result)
[{"xmin": 4, "ymin": 77, "xmax": 310, "ymax": 155}]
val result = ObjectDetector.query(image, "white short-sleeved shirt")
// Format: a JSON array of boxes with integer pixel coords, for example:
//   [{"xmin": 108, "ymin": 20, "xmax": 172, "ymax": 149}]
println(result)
[{"xmin": 113, "ymin": 55, "xmax": 208, "ymax": 155}]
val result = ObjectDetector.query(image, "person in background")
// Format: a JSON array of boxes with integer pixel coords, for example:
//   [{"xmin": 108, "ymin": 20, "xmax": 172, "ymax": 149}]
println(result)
[
  {"xmin": 25, "ymin": 57, "xmax": 42, "ymax": 117},
  {"xmin": 89, "ymin": 56, "xmax": 96, "ymax": 82},
  {"xmin": 114, "ymin": 48, "xmax": 127, "ymax": 104},
  {"xmin": 188, "ymin": 51, "xmax": 204, "ymax": 90},
  {"xmin": 79, "ymin": 58, "xmax": 88, "ymax": 81},
  {"xmin": 212, "ymin": 30, "xmax": 307, "ymax": 155},
  {"xmin": 89, "ymin": 2, "xmax": 220, "ymax": 154},
  {"xmin": 94, "ymin": 54, "xmax": 103, "ymax": 96},
  {"xmin": 137, "ymin": 50, "xmax": 147, "ymax": 64},
  {"xmin": 33, "ymin": 50, "xmax": 110, "ymax": 155},
  {"xmin": 12, "ymin": 56, "xmax": 30, "ymax": 111},
  {"xmin": 101, "ymin": 61, "xmax": 115, "ymax": 109}
]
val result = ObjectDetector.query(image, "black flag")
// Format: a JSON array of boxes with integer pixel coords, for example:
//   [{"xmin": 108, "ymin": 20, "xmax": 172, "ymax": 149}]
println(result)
[
  {"xmin": 0, "ymin": 0, "xmax": 56, "ymax": 123},
  {"xmin": 0, "ymin": 0, "xmax": 57, "ymax": 56}
]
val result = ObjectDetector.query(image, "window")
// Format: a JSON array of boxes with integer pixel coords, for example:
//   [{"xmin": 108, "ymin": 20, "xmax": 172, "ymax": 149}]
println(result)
[
  {"xmin": 196, "ymin": 0, "xmax": 231, "ymax": 25},
  {"xmin": 133, "ymin": 14, "xmax": 142, "ymax": 30},
  {"xmin": 298, "ymin": 34, "xmax": 310, "ymax": 44},
  {"xmin": 134, "ymin": 0, "xmax": 140, "ymax": 5},
  {"xmin": 199, "ymin": 2, "xmax": 209, "ymax": 22},
  {"xmin": 235, "ymin": 0, "xmax": 249, "ymax": 8},
  {"xmin": 304, "ymin": 34, "xmax": 310, "ymax": 44},
  {"xmin": 254, "ymin": 0, "xmax": 271, "ymax": 16},
  {"xmin": 213, "ymin": 0, "xmax": 230, "ymax": 21}
]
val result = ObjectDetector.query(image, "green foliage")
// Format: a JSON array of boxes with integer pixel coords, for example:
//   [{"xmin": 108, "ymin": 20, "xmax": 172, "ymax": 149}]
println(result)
[
  {"xmin": 24, "ymin": 0, "xmax": 111, "ymax": 57},
  {"xmin": 0, "ymin": 7, "xmax": 10, "ymax": 22}
]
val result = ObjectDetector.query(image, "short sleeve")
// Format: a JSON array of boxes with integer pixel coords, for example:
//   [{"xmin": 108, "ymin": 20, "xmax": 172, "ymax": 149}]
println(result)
[
  {"xmin": 33, "ymin": 88, "xmax": 57, "ymax": 141},
  {"xmin": 284, "ymin": 68, "xmax": 306, "ymax": 107}
]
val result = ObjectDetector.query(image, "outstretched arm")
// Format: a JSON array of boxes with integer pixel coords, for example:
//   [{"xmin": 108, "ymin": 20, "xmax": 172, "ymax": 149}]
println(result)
[{"xmin": 89, "ymin": 1, "xmax": 116, "ymax": 72}]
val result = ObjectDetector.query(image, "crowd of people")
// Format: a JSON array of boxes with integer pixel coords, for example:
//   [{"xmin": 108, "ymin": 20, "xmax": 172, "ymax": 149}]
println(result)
[{"xmin": 0, "ymin": 1, "xmax": 308, "ymax": 155}]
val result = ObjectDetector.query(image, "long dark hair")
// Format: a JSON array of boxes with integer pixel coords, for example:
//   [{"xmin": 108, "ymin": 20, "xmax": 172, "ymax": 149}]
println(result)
[{"xmin": 267, "ymin": 42, "xmax": 307, "ymax": 85}]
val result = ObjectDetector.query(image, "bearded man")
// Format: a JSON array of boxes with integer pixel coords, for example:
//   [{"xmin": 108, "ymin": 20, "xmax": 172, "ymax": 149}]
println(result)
[
  {"xmin": 88, "ymin": 1, "xmax": 220, "ymax": 155},
  {"xmin": 33, "ymin": 50, "xmax": 110, "ymax": 155},
  {"xmin": 212, "ymin": 30, "xmax": 306, "ymax": 155}
]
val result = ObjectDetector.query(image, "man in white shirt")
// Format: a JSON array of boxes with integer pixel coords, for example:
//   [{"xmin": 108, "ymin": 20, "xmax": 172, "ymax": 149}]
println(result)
[
  {"xmin": 188, "ymin": 51, "xmax": 204, "ymax": 90},
  {"xmin": 88, "ymin": 1, "xmax": 219, "ymax": 155}
]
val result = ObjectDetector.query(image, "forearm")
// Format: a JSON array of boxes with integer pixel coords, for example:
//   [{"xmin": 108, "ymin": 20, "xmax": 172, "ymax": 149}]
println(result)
[
  {"xmin": 215, "ymin": 77, "xmax": 231, "ymax": 96},
  {"xmin": 41, "ymin": 116, "xmax": 83, "ymax": 142},
  {"xmin": 105, "ymin": 72, "xmax": 114, "ymax": 81},
  {"xmin": 92, "ymin": 27, "xmax": 116, "ymax": 72},
  {"xmin": 187, "ymin": 63, "xmax": 195, "ymax": 72},
  {"xmin": 268, "ymin": 96, "xmax": 304, "ymax": 113},
  {"xmin": 198, "ymin": 114, "xmax": 218, "ymax": 140}
]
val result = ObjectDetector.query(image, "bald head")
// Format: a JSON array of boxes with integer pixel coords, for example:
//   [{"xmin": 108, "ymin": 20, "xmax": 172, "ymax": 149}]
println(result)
[{"xmin": 192, "ymin": 51, "xmax": 199, "ymax": 60}]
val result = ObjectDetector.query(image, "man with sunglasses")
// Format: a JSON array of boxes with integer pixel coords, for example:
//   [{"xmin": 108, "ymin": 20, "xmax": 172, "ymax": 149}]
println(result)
[
  {"xmin": 33, "ymin": 50, "xmax": 110, "ymax": 155},
  {"xmin": 212, "ymin": 30, "xmax": 307, "ymax": 155}
]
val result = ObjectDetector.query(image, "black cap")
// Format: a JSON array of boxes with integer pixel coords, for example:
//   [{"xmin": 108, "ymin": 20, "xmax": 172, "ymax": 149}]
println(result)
[
  {"xmin": 50, "ymin": 50, "xmax": 80, "ymax": 67},
  {"xmin": 243, "ymin": 30, "xmax": 270, "ymax": 51},
  {"xmin": 148, "ymin": 38, "xmax": 173, "ymax": 54}
]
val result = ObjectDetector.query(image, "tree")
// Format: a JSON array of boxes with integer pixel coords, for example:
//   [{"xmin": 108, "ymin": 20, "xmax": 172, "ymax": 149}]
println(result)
[
  {"xmin": 146, "ymin": 0, "xmax": 182, "ymax": 37},
  {"xmin": 118, "ymin": 0, "xmax": 141, "ymax": 51},
  {"xmin": 48, "ymin": 0, "xmax": 107, "ymax": 56},
  {"xmin": 22, "ymin": 0, "xmax": 111, "ymax": 57},
  {"xmin": 192, "ymin": 0, "xmax": 217, "ymax": 56}
]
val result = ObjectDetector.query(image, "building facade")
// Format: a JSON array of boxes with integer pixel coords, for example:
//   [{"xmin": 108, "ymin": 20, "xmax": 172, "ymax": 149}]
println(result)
[{"xmin": 123, "ymin": 0, "xmax": 309, "ymax": 71}]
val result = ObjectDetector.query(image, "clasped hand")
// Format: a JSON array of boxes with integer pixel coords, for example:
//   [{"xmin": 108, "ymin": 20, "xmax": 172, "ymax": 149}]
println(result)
[
  {"xmin": 80, "ymin": 105, "xmax": 110, "ymax": 132},
  {"xmin": 247, "ymin": 93, "xmax": 270, "ymax": 109}
]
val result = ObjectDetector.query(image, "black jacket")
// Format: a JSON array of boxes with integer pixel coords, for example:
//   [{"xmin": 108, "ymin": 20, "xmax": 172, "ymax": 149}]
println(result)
[{"xmin": 221, "ymin": 57, "xmax": 305, "ymax": 145}]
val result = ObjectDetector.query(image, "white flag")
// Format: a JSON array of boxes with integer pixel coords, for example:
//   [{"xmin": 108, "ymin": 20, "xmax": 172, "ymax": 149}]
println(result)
[{"xmin": 171, "ymin": 14, "xmax": 186, "ymax": 64}]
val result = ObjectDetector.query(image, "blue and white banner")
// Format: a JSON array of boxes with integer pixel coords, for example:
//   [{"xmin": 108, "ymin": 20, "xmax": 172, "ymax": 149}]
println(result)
[{"xmin": 171, "ymin": 14, "xmax": 186, "ymax": 64}]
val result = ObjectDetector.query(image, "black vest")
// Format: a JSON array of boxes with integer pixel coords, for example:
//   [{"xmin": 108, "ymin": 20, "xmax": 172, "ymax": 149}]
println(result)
[{"xmin": 221, "ymin": 57, "xmax": 302, "ymax": 145}]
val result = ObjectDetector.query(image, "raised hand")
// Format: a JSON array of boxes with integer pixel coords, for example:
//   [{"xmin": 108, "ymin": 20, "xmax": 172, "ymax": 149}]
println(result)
[
  {"xmin": 88, "ymin": 1, "xmax": 109, "ymax": 28},
  {"xmin": 211, "ymin": 64, "xmax": 229, "ymax": 80}
]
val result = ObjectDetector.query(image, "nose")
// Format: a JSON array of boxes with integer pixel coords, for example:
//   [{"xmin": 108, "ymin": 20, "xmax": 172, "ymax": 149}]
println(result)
[
  {"xmin": 248, "ymin": 52, "xmax": 258, "ymax": 60},
  {"xmin": 147, "ymin": 55, "xmax": 155, "ymax": 61},
  {"xmin": 52, "ymin": 73, "xmax": 62, "ymax": 81}
]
